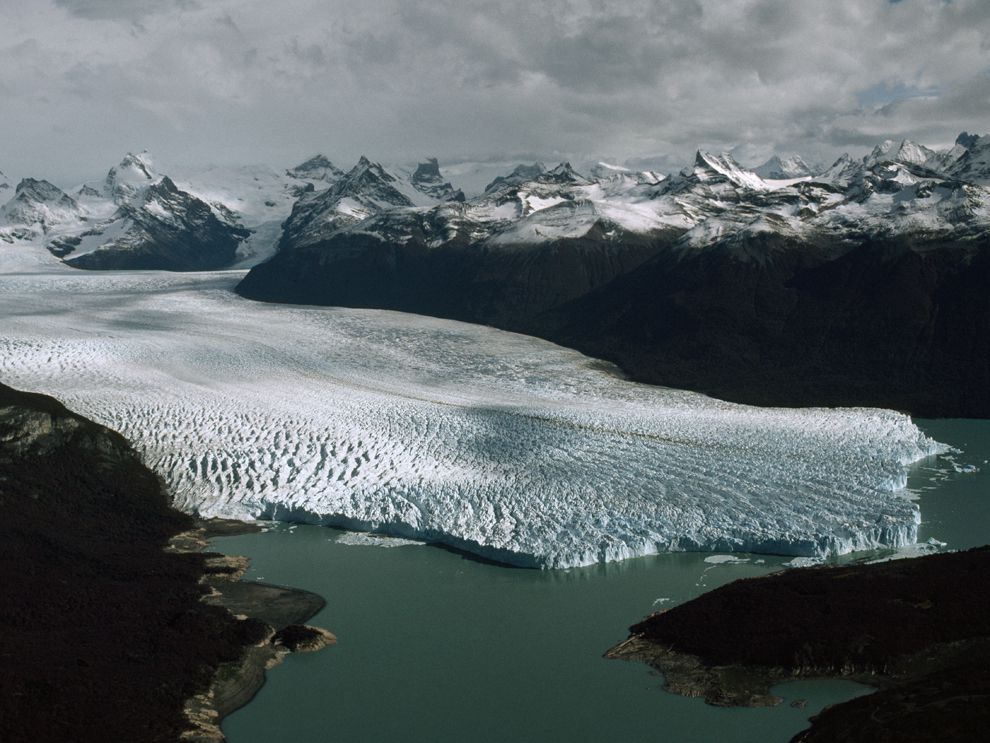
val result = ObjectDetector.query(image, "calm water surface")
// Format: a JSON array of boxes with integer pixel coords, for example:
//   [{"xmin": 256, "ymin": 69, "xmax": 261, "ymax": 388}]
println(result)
[{"xmin": 217, "ymin": 420, "xmax": 988, "ymax": 743}]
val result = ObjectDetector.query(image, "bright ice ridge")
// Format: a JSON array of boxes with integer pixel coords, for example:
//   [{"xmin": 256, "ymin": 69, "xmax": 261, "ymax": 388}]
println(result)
[{"xmin": 0, "ymin": 252, "xmax": 940, "ymax": 568}]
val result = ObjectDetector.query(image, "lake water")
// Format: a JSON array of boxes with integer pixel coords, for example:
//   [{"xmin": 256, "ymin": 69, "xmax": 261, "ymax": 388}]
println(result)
[{"xmin": 215, "ymin": 420, "xmax": 988, "ymax": 743}]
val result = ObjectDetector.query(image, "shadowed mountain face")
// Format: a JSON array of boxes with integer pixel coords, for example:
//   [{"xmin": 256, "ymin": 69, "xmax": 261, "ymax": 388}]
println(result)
[
  {"xmin": 0, "ymin": 382, "xmax": 266, "ymax": 743},
  {"xmin": 238, "ymin": 227, "xmax": 990, "ymax": 417},
  {"xmin": 237, "ymin": 135, "xmax": 990, "ymax": 417},
  {"xmin": 238, "ymin": 222, "xmax": 675, "ymax": 330},
  {"xmin": 546, "ymin": 235, "xmax": 990, "ymax": 418}
]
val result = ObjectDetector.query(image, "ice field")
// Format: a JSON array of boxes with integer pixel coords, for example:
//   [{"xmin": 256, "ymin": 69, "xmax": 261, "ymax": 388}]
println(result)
[{"xmin": 0, "ymin": 246, "xmax": 942, "ymax": 567}]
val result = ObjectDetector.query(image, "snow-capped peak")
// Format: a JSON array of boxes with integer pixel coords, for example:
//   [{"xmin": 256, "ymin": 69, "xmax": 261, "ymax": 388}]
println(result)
[
  {"xmin": 753, "ymin": 154, "xmax": 817, "ymax": 180},
  {"xmin": 590, "ymin": 162, "xmax": 630, "ymax": 178},
  {"xmin": 865, "ymin": 139, "xmax": 934, "ymax": 168},
  {"xmin": 484, "ymin": 163, "xmax": 547, "ymax": 194},
  {"xmin": 947, "ymin": 131, "xmax": 990, "ymax": 184},
  {"xmin": 686, "ymin": 150, "xmax": 769, "ymax": 191},
  {"xmin": 543, "ymin": 162, "xmax": 590, "ymax": 186},
  {"xmin": 286, "ymin": 154, "xmax": 343, "ymax": 183},
  {"xmin": 817, "ymin": 153, "xmax": 863, "ymax": 185},
  {"xmin": 1, "ymin": 178, "xmax": 82, "ymax": 233},
  {"xmin": 104, "ymin": 151, "xmax": 160, "ymax": 203}
]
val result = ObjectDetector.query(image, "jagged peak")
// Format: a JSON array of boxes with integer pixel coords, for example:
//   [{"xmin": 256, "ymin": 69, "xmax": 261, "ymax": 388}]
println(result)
[
  {"xmin": 483, "ymin": 163, "xmax": 548, "ymax": 193},
  {"xmin": 345, "ymin": 156, "xmax": 395, "ymax": 182},
  {"xmin": 753, "ymin": 154, "xmax": 816, "ymax": 179},
  {"xmin": 410, "ymin": 158, "xmax": 465, "ymax": 202},
  {"xmin": 105, "ymin": 150, "xmax": 160, "ymax": 202},
  {"xmin": 412, "ymin": 158, "xmax": 443, "ymax": 183},
  {"xmin": 956, "ymin": 132, "xmax": 983, "ymax": 150},
  {"xmin": 146, "ymin": 175, "xmax": 179, "ymax": 195},
  {"xmin": 287, "ymin": 154, "xmax": 342, "ymax": 181},
  {"xmin": 13, "ymin": 177, "xmax": 75, "ymax": 204},
  {"xmin": 865, "ymin": 138, "xmax": 933, "ymax": 167},
  {"xmin": 815, "ymin": 153, "xmax": 863, "ymax": 184},
  {"xmin": 689, "ymin": 150, "xmax": 768, "ymax": 190}
]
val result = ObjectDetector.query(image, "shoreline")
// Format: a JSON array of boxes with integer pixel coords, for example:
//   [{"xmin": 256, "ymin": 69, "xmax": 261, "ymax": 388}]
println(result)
[
  {"xmin": 606, "ymin": 547, "xmax": 990, "ymax": 740},
  {"xmin": 173, "ymin": 519, "xmax": 336, "ymax": 742}
]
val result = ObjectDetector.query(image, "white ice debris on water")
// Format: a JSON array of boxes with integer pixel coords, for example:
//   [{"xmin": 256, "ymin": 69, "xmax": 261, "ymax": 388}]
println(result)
[
  {"xmin": 703, "ymin": 555, "xmax": 751, "ymax": 565},
  {"xmin": 0, "ymin": 247, "xmax": 945, "ymax": 568},
  {"xmin": 335, "ymin": 532, "xmax": 426, "ymax": 549}
]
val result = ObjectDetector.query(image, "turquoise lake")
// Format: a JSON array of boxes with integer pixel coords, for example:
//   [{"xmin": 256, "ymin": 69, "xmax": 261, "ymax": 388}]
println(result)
[{"xmin": 216, "ymin": 420, "xmax": 988, "ymax": 743}]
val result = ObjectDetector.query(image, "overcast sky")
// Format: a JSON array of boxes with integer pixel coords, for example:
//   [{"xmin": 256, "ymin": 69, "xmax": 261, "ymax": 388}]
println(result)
[{"xmin": 2, "ymin": 0, "xmax": 989, "ymax": 184}]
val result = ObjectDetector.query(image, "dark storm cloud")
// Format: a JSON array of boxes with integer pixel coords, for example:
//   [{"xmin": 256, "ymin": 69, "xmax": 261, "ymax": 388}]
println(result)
[{"xmin": 2, "ymin": 0, "xmax": 989, "ymax": 184}]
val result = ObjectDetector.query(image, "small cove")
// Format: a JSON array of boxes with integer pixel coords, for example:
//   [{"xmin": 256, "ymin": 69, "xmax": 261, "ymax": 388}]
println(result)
[{"xmin": 217, "ymin": 419, "xmax": 988, "ymax": 743}]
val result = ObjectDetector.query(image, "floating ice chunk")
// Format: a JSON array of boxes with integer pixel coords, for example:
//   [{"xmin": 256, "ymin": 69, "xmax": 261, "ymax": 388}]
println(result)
[
  {"xmin": 782, "ymin": 556, "xmax": 826, "ymax": 568},
  {"xmin": 703, "ymin": 555, "xmax": 751, "ymax": 565},
  {"xmin": 866, "ymin": 537, "xmax": 947, "ymax": 564},
  {"xmin": 335, "ymin": 532, "xmax": 425, "ymax": 549}
]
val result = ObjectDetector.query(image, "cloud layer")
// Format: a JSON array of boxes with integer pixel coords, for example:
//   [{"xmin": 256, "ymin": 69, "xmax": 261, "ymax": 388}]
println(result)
[{"xmin": 2, "ymin": 0, "xmax": 989, "ymax": 182}]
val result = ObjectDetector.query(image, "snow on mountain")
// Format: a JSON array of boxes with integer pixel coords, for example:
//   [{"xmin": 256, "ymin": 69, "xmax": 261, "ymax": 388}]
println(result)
[
  {"xmin": 817, "ymin": 153, "xmax": 863, "ymax": 186},
  {"xmin": 103, "ymin": 151, "xmax": 159, "ymax": 203},
  {"xmin": 753, "ymin": 154, "xmax": 817, "ymax": 180},
  {"xmin": 172, "ymin": 158, "xmax": 340, "ymax": 267},
  {"xmin": 279, "ymin": 156, "xmax": 456, "ymax": 250},
  {"xmin": 946, "ymin": 132, "xmax": 990, "ymax": 184},
  {"xmin": 263, "ymin": 133, "xmax": 990, "ymax": 264},
  {"xmin": 864, "ymin": 139, "xmax": 936, "ymax": 169},
  {"xmin": 0, "ymin": 178, "xmax": 85, "ymax": 236},
  {"xmin": 409, "ymin": 158, "xmax": 465, "ymax": 203},
  {"xmin": 681, "ymin": 150, "xmax": 771, "ymax": 192},
  {"xmin": 5, "ymin": 131, "xmax": 989, "ymax": 270},
  {"xmin": 285, "ymin": 154, "xmax": 344, "ymax": 184},
  {"xmin": 483, "ymin": 163, "xmax": 548, "ymax": 194},
  {"xmin": 590, "ymin": 162, "xmax": 665, "ymax": 187}
]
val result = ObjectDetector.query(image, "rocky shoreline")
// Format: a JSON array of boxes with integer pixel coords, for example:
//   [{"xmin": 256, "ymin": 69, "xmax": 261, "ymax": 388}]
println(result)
[
  {"xmin": 607, "ymin": 548, "xmax": 990, "ymax": 741},
  {"xmin": 172, "ymin": 519, "xmax": 336, "ymax": 742},
  {"xmin": 0, "ymin": 382, "xmax": 334, "ymax": 743}
]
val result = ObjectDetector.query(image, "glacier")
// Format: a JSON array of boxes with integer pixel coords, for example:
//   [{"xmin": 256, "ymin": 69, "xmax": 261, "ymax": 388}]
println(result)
[{"xmin": 0, "ymin": 245, "xmax": 942, "ymax": 568}]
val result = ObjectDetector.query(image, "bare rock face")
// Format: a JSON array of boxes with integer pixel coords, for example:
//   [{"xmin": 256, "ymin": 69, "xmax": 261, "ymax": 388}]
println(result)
[
  {"xmin": 0, "ymin": 383, "xmax": 308, "ymax": 743},
  {"xmin": 64, "ymin": 176, "xmax": 250, "ymax": 271},
  {"xmin": 607, "ymin": 547, "xmax": 990, "ymax": 742},
  {"xmin": 273, "ymin": 624, "xmax": 338, "ymax": 653}
]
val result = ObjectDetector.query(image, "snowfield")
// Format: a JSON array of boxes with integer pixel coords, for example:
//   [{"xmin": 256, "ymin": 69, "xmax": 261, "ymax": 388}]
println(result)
[{"xmin": 0, "ymin": 245, "xmax": 942, "ymax": 568}]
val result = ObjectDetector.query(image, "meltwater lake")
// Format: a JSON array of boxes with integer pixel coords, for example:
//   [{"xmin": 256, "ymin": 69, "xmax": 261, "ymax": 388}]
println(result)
[{"xmin": 216, "ymin": 420, "xmax": 989, "ymax": 743}]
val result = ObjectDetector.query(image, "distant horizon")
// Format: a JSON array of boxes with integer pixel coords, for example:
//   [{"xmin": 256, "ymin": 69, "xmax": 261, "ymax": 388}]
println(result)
[{"xmin": 2, "ymin": 129, "xmax": 980, "ymax": 193}]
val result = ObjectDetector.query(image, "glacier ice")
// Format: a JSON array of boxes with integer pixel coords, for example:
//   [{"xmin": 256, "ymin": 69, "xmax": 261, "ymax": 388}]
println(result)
[{"xmin": 0, "ymin": 247, "xmax": 942, "ymax": 568}]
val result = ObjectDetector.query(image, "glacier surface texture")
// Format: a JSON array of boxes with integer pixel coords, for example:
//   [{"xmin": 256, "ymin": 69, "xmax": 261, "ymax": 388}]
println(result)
[{"xmin": 0, "ymin": 249, "xmax": 940, "ymax": 567}]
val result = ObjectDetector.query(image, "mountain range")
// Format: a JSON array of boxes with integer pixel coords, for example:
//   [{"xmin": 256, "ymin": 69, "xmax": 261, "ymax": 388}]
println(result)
[{"xmin": 3, "ymin": 134, "xmax": 989, "ymax": 415}]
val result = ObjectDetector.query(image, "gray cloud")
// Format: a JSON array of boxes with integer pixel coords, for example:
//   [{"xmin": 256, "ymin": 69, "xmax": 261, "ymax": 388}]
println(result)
[
  {"xmin": 1, "ymin": 0, "xmax": 989, "ymax": 184},
  {"xmin": 54, "ymin": 0, "xmax": 199, "ymax": 21}
]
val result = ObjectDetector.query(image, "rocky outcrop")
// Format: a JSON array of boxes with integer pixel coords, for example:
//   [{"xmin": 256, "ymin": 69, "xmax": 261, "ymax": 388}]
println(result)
[
  {"xmin": 411, "ymin": 158, "xmax": 465, "ymax": 202},
  {"xmin": 0, "ymin": 383, "xmax": 331, "ymax": 743},
  {"xmin": 607, "ymin": 547, "xmax": 990, "ymax": 742},
  {"xmin": 548, "ymin": 234, "xmax": 990, "ymax": 418},
  {"xmin": 62, "ymin": 176, "xmax": 250, "ymax": 271}
]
